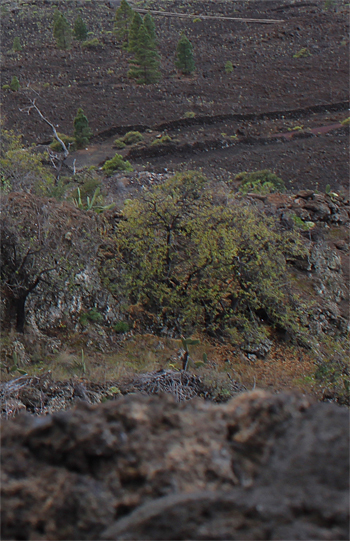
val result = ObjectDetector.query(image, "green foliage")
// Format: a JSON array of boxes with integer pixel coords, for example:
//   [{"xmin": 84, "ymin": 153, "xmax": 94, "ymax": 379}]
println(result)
[
  {"xmin": 143, "ymin": 12, "xmax": 156, "ymax": 43},
  {"xmin": 314, "ymin": 337, "xmax": 349, "ymax": 406},
  {"xmin": 114, "ymin": 0, "xmax": 134, "ymax": 46},
  {"xmin": 73, "ymin": 108, "xmax": 93, "ymax": 149},
  {"xmin": 2, "ymin": 85, "xmax": 10, "ymax": 91},
  {"xmin": 82, "ymin": 38, "xmax": 101, "ymax": 48},
  {"xmin": 72, "ymin": 186, "xmax": 115, "ymax": 213},
  {"xmin": 0, "ymin": 129, "xmax": 55, "ymax": 194},
  {"xmin": 341, "ymin": 117, "xmax": 350, "ymax": 126},
  {"xmin": 293, "ymin": 47, "xmax": 311, "ymax": 58},
  {"xmin": 291, "ymin": 213, "xmax": 315, "ymax": 231},
  {"xmin": 181, "ymin": 336, "xmax": 201, "ymax": 370},
  {"xmin": 128, "ymin": 23, "xmax": 161, "ymax": 84},
  {"xmin": 110, "ymin": 171, "xmax": 308, "ymax": 339},
  {"xmin": 73, "ymin": 15, "xmax": 88, "ymax": 41},
  {"xmin": 225, "ymin": 61, "xmax": 234, "ymax": 74},
  {"xmin": 128, "ymin": 11, "xmax": 143, "ymax": 52},
  {"xmin": 79, "ymin": 308, "xmax": 103, "ymax": 326},
  {"xmin": 50, "ymin": 133, "xmax": 76, "ymax": 152},
  {"xmin": 102, "ymin": 153, "xmax": 133, "ymax": 175},
  {"xmin": 10, "ymin": 76, "xmax": 20, "ymax": 92},
  {"xmin": 114, "ymin": 138, "xmax": 126, "ymax": 149},
  {"xmin": 122, "ymin": 131, "xmax": 144, "ymax": 145},
  {"xmin": 184, "ymin": 111, "xmax": 196, "ymax": 118},
  {"xmin": 113, "ymin": 321, "xmax": 130, "ymax": 333},
  {"xmin": 12, "ymin": 37, "xmax": 22, "ymax": 52},
  {"xmin": 235, "ymin": 170, "xmax": 285, "ymax": 194},
  {"xmin": 175, "ymin": 34, "xmax": 195, "ymax": 75},
  {"xmin": 151, "ymin": 135, "xmax": 172, "ymax": 145},
  {"xmin": 53, "ymin": 11, "xmax": 72, "ymax": 50}
]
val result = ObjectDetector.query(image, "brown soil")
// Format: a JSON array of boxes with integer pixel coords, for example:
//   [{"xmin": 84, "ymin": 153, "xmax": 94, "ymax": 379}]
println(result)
[{"xmin": 1, "ymin": 0, "xmax": 349, "ymax": 192}]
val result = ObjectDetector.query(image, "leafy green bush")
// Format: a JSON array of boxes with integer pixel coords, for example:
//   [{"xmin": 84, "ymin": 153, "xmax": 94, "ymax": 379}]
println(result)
[
  {"xmin": 2, "ymin": 84, "xmax": 10, "ymax": 91},
  {"xmin": 114, "ymin": 138, "xmax": 126, "ymax": 149},
  {"xmin": 109, "ymin": 170, "xmax": 308, "ymax": 338},
  {"xmin": 113, "ymin": 321, "xmax": 130, "ymax": 333},
  {"xmin": 184, "ymin": 111, "xmax": 196, "ymax": 118},
  {"xmin": 293, "ymin": 48, "xmax": 311, "ymax": 58},
  {"xmin": 122, "ymin": 131, "xmax": 143, "ymax": 145},
  {"xmin": 10, "ymin": 76, "xmax": 20, "ymax": 92},
  {"xmin": 50, "ymin": 133, "xmax": 76, "ymax": 152},
  {"xmin": 341, "ymin": 117, "xmax": 350, "ymax": 126},
  {"xmin": 225, "ymin": 61, "xmax": 234, "ymax": 74},
  {"xmin": 82, "ymin": 38, "xmax": 101, "ymax": 48},
  {"xmin": 151, "ymin": 135, "xmax": 172, "ymax": 145},
  {"xmin": 12, "ymin": 37, "xmax": 22, "ymax": 52},
  {"xmin": 235, "ymin": 170, "xmax": 285, "ymax": 194},
  {"xmin": 102, "ymin": 153, "xmax": 133, "ymax": 175},
  {"xmin": 79, "ymin": 308, "xmax": 103, "ymax": 326}
]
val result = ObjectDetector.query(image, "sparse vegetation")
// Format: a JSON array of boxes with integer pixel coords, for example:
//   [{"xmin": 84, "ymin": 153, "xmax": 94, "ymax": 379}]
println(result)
[
  {"xmin": 175, "ymin": 33, "xmax": 195, "ymax": 75},
  {"xmin": 235, "ymin": 170, "xmax": 285, "ymax": 194},
  {"xmin": 73, "ymin": 108, "xmax": 93, "ymax": 149},
  {"xmin": 10, "ymin": 76, "xmax": 20, "ymax": 92},
  {"xmin": 102, "ymin": 153, "xmax": 133, "ymax": 175}
]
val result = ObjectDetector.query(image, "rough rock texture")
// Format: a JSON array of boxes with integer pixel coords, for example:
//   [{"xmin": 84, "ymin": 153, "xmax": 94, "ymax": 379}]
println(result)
[{"xmin": 1, "ymin": 391, "xmax": 348, "ymax": 541}]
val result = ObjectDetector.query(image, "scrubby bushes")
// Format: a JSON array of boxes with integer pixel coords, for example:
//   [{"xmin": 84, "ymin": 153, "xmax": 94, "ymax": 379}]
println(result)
[
  {"xmin": 102, "ymin": 153, "xmax": 133, "ymax": 175},
  {"xmin": 235, "ymin": 169, "xmax": 285, "ymax": 194}
]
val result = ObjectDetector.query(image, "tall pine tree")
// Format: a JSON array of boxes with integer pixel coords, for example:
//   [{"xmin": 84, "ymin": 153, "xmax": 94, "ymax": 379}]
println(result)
[
  {"xmin": 73, "ymin": 16, "xmax": 88, "ymax": 41},
  {"xmin": 128, "ymin": 23, "xmax": 161, "ymax": 84},
  {"xmin": 175, "ymin": 34, "xmax": 195, "ymax": 75},
  {"xmin": 73, "ymin": 108, "xmax": 93, "ymax": 149},
  {"xmin": 53, "ymin": 12, "xmax": 72, "ymax": 50},
  {"xmin": 143, "ymin": 12, "xmax": 156, "ymax": 43},
  {"xmin": 114, "ymin": 0, "xmax": 134, "ymax": 47},
  {"xmin": 128, "ymin": 12, "xmax": 142, "ymax": 53}
]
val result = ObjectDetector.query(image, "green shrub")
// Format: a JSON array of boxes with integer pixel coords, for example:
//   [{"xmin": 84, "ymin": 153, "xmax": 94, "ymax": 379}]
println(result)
[
  {"xmin": 122, "ymin": 131, "xmax": 143, "ymax": 145},
  {"xmin": 50, "ymin": 133, "xmax": 76, "ymax": 152},
  {"xmin": 73, "ymin": 108, "xmax": 92, "ymax": 149},
  {"xmin": 293, "ymin": 48, "xmax": 311, "ymax": 58},
  {"xmin": 12, "ymin": 37, "xmax": 22, "ymax": 52},
  {"xmin": 102, "ymin": 153, "xmax": 133, "ymax": 175},
  {"xmin": 236, "ymin": 170, "xmax": 285, "ymax": 194},
  {"xmin": 114, "ymin": 138, "xmax": 126, "ymax": 149},
  {"xmin": 341, "ymin": 117, "xmax": 350, "ymax": 126},
  {"xmin": 10, "ymin": 76, "xmax": 20, "ymax": 92},
  {"xmin": 79, "ymin": 308, "xmax": 103, "ymax": 326},
  {"xmin": 151, "ymin": 135, "xmax": 172, "ymax": 145},
  {"xmin": 225, "ymin": 61, "xmax": 234, "ymax": 74},
  {"xmin": 82, "ymin": 38, "xmax": 101, "ymax": 48},
  {"xmin": 73, "ymin": 15, "xmax": 88, "ymax": 41},
  {"xmin": 184, "ymin": 111, "xmax": 196, "ymax": 118},
  {"xmin": 2, "ymin": 84, "xmax": 10, "ymax": 91},
  {"xmin": 113, "ymin": 321, "xmax": 130, "ymax": 333}
]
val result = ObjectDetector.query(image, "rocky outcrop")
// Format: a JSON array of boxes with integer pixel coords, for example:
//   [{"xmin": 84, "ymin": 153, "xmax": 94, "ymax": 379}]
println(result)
[{"xmin": 1, "ymin": 391, "xmax": 348, "ymax": 540}]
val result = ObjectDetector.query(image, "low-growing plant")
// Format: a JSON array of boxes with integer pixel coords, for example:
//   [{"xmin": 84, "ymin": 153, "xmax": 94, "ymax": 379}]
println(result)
[
  {"xmin": 225, "ymin": 60, "xmax": 234, "ymax": 74},
  {"xmin": 113, "ymin": 321, "xmax": 130, "ymax": 333},
  {"xmin": 236, "ymin": 169, "xmax": 285, "ymax": 194},
  {"xmin": 151, "ymin": 135, "xmax": 172, "ymax": 145},
  {"xmin": 122, "ymin": 131, "xmax": 144, "ymax": 145},
  {"xmin": 341, "ymin": 117, "xmax": 350, "ymax": 126},
  {"xmin": 293, "ymin": 48, "xmax": 311, "ymax": 58},
  {"xmin": 50, "ymin": 133, "xmax": 76, "ymax": 152},
  {"xmin": 79, "ymin": 308, "xmax": 103, "ymax": 326},
  {"xmin": 2, "ymin": 84, "xmax": 10, "ymax": 91},
  {"xmin": 114, "ymin": 138, "xmax": 126, "ymax": 149},
  {"xmin": 102, "ymin": 153, "xmax": 133, "ymax": 175},
  {"xmin": 10, "ymin": 76, "xmax": 20, "ymax": 92},
  {"xmin": 184, "ymin": 111, "xmax": 196, "ymax": 118},
  {"xmin": 82, "ymin": 38, "xmax": 101, "ymax": 48}
]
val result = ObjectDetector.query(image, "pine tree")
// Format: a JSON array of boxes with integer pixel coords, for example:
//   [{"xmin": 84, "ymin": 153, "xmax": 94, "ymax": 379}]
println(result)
[
  {"xmin": 175, "ymin": 34, "xmax": 195, "ymax": 75},
  {"xmin": 53, "ymin": 12, "xmax": 72, "ymax": 50},
  {"xmin": 73, "ymin": 15, "xmax": 88, "ymax": 41},
  {"xmin": 12, "ymin": 37, "xmax": 22, "ymax": 52},
  {"xmin": 128, "ymin": 24, "xmax": 161, "ymax": 85},
  {"xmin": 128, "ymin": 12, "xmax": 142, "ymax": 53},
  {"xmin": 73, "ymin": 108, "xmax": 93, "ymax": 149},
  {"xmin": 10, "ymin": 76, "xmax": 20, "ymax": 92},
  {"xmin": 114, "ymin": 0, "xmax": 134, "ymax": 47},
  {"xmin": 143, "ymin": 12, "xmax": 156, "ymax": 43}
]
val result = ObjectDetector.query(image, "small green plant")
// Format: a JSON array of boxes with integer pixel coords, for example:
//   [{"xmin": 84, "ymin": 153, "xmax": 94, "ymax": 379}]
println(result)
[
  {"xmin": 2, "ymin": 84, "xmax": 10, "ymax": 91},
  {"xmin": 43, "ymin": 82, "xmax": 50, "ymax": 89},
  {"xmin": 10, "ymin": 76, "xmax": 20, "ymax": 92},
  {"xmin": 180, "ymin": 336, "xmax": 201, "ymax": 370},
  {"xmin": 113, "ymin": 321, "xmax": 130, "ymax": 333},
  {"xmin": 341, "ymin": 117, "xmax": 350, "ymax": 126},
  {"xmin": 73, "ymin": 108, "xmax": 93, "ymax": 149},
  {"xmin": 192, "ymin": 17, "xmax": 202, "ymax": 23},
  {"xmin": 73, "ymin": 15, "xmax": 88, "ymax": 41},
  {"xmin": 12, "ymin": 37, "xmax": 22, "ymax": 52},
  {"xmin": 293, "ymin": 48, "xmax": 311, "ymax": 58},
  {"xmin": 291, "ymin": 213, "xmax": 315, "ymax": 231},
  {"xmin": 79, "ymin": 308, "xmax": 103, "ymax": 326},
  {"xmin": 73, "ymin": 186, "xmax": 115, "ymax": 213},
  {"xmin": 102, "ymin": 153, "xmax": 133, "ymax": 175},
  {"xmin": 151, "ymin": 135, "xmax": 172, "ymax": 145},
  {"xmin": 184, "ymin": 111, "xmax": 196, "ymax": 118},
  {"xmin": 236, "ymin": 169, "xmax": 285, "ymax": 194},
  {"xmin": 114, "ymin": 138, "xmax": 126, "ymax": 149},
  {"xmin": 225, "ymin": 60, "xmax": 234, "ymax": 74},
  {"xmin": 287, "ymin": 125, "xmax": 304, "ymax": 132},
  {"xmin": 50, "ymin": 133, "xmax": 76, "ymax": 152},
  {"xmin": 122, "ymin": 131, "xmax": 143, "ymax": 145},
  {"xmin": 82, "ymin": 38, "xmax": 101, "ymax": 48}
]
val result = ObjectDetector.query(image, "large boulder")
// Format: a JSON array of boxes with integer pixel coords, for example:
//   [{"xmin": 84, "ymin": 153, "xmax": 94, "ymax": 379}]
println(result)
[{"xmin": 1, "ymin": 391, "xmax": 348, "ymax": 540}]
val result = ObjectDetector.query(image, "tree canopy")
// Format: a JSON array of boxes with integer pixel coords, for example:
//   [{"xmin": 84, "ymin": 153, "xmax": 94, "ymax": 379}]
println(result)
[
  {"xmin": 128, "ymin": 23, "xmax": 161, "ymax": 84},
  {"xmin": 114, "ymin": 0, "xmax": 134, "ymax": 46},
  {"xmin": 73, "ymin": 108, "xmax": 93, "ymax": 149},
  {"xmin": 110, "ymin": 172, "xmax": 308, "ymax": 339},
  {"xmin": 175, "ymin": 34, "xmax": 195, "ymax": 75}
]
